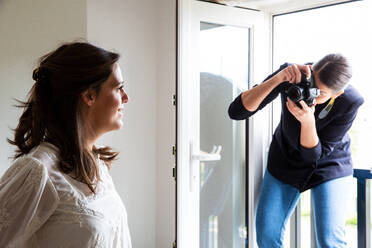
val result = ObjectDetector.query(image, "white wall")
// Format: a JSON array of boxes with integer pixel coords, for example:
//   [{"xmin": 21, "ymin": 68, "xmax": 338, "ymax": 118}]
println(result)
[
  {"xmin": 88, "ymin": 1, "xmax": 176, "ymax": 246},
  {"xmin": 0, "ymin": 0, "xmax": 176, "ymax": 247},
  {"xmin": 87, "ymin": 0, "xmax": 158, "ymax": 247},
  {"xmin": 0, "ymin": 0, "xmax": 87, "ymax": 175}
]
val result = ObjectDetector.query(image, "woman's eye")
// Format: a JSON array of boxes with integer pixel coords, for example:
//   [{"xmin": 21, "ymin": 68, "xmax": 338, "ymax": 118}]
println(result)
[{"xmin": 118, "ymin": 85, "xmax": 124, "ymax": 91}]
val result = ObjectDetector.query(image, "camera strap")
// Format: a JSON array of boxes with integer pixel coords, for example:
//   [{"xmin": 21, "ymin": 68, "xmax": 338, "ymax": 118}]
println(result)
[{"xmin": 318, "ymin": 97, "xmax": 335, "ymax": 119}]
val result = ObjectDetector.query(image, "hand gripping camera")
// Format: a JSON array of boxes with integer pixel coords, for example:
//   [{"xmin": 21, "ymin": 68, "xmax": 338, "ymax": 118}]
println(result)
[{"xmin": 285, "ymin": 72, "xmax": 320, "ymax": 107}]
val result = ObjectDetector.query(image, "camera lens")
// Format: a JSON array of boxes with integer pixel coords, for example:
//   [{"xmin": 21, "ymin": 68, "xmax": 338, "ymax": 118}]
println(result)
[{"xmin": 286, "ymin": 86, "xmax": 303, "ymax": 102}]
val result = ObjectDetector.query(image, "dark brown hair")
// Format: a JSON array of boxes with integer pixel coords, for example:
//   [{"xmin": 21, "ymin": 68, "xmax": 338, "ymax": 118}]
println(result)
[
  {"xmin": 313, "ymin": 53, "xmax": 352, "ymax": 92},
  {"xmin": 8, "ymin": 41, "xmax": 120, "ymax": 193}
]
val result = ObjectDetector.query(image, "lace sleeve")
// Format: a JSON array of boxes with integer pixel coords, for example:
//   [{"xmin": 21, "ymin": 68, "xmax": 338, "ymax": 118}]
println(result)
[{"xmin": 0, "ymin": 156, "xmax": 59, "ymax": 247}]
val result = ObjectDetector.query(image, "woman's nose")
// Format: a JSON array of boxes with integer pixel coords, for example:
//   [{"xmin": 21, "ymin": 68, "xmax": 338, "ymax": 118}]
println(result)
[{"xmin": 122, "ymin": 91, "xmax": 129, "ymax": 103}]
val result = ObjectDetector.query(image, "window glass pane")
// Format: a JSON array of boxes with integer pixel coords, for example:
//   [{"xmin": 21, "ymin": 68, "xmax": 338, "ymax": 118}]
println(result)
[
  {"xmin": 300, "ymin": 191, "xmax": 311, "ymax": 248},
  {"xmin": 199, "ymin": 22, "xmax": 249, "ymax": 248},
  {"xmin": 273, "ymin": 1, "xmax": 371, "ymax": 246}
]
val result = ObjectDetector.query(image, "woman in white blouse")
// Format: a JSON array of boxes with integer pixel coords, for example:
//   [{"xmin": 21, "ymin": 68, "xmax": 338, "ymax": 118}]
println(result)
[{"xmin": 0, "ymin": 42, "xmax": 132, "ymax": 247}]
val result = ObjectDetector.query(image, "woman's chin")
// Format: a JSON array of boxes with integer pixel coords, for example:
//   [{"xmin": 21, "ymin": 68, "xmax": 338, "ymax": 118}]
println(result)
[
  {"xmin": 115, "ymin": 120, "xmax": 124, "ymax": 130},
  {"xmin": 102, "ymin": 119, "xmax": 124, "ymax": 134}
]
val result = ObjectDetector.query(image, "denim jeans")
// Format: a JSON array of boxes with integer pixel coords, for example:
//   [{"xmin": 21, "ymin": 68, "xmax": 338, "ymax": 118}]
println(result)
[{"xmin": 256, "ymin": 169, "xmax": 352, "ymax": 248}]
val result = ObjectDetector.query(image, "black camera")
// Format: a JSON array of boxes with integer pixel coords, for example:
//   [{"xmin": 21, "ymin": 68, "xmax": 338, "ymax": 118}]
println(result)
[{"xmin": 285, "ymin": 72, "xmax": 320, "ymax": 107}]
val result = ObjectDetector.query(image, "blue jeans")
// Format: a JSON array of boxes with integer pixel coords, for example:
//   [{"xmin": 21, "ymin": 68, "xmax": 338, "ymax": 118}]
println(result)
[{"xmin": 256, "ymin": 169, "xmax": 352, "ymax": 248}]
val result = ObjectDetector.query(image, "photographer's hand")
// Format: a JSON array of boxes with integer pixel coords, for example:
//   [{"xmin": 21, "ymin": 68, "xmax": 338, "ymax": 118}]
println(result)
[
  {"xmin": 286, "ymin": 98, "xmax": 315, "ymax": 123},
  {"xmin": 286, "ymin": 98, "xmax": 319, "ymax": 149},
  {"xmin": 277, "ymin": 64, "xmax": 312, "ymax": 83}
]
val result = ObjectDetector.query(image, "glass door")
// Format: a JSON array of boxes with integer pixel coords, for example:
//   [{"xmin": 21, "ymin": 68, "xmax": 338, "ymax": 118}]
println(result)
[{"xmin": 177, "ymin": 1, "xmax": 267, "ymax": 247}]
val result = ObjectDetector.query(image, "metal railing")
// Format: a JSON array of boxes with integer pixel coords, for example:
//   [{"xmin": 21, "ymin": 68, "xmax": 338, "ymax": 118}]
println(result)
[{"xmin": 353, "ymin": 168, "xmax": 372, "ymax": 248}]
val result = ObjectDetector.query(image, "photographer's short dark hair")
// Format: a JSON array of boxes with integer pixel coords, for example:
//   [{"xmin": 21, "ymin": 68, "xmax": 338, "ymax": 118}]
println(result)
[{"xmin": 313, "ymin": 53, "xmax": 352, "ymax": 92}]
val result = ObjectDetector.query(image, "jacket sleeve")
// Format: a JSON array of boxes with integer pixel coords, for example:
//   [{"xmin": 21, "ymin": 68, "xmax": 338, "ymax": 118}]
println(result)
[
  {"xmin": 228, "ymin": 63, "xmax": 289, "ymax": 120},
  {"xmin": 299, "ymin": 97, "xmax": 364, "ymax": 163},
  {"xmin": 0, "ymin": 157, "xmax": 59, "ymax": 247}
]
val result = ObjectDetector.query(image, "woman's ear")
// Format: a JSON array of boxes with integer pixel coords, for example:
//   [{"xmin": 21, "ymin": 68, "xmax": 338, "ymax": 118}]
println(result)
[{"xmin": 81, "ymin": 89, "xmax": 97, "ymax": 107}]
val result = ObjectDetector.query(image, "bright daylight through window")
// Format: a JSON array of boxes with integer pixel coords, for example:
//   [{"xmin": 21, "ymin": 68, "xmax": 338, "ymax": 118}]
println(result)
[{"xmin": 273, "ymin": 1, "xmax": 372, "ymax": 246}]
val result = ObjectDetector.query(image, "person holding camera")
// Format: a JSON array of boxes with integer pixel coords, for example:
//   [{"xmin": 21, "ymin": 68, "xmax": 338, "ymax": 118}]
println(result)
[
  {"xmin": 0, "ymin": 42, "xmax": 132, "ymax": 247},
  {"xmin": 228, "ymin": 54, "xmax": 363, "ymax": 247}
]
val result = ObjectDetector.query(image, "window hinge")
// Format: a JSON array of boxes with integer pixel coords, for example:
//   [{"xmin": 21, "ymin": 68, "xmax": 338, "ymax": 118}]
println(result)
[
  {"xmin": 172, "ymin": 94, "xmax": 177, "ymax": 106},
  {"xmin": 172, "ymin": 167, "xmax": 176, "ymax": 181},
  {"xmin": 172, "ymin": 145, "xmax": 176, "ymax": 156}
]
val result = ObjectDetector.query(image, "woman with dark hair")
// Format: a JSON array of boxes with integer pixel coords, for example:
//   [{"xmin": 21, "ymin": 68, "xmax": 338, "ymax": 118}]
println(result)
[
  {"xmin": 229, "ymin": 54, "xmax": 364, "ymax": 247},
  {"xmin": 0, "ymin": 42, "xmax": 131, "ymax": 247}
]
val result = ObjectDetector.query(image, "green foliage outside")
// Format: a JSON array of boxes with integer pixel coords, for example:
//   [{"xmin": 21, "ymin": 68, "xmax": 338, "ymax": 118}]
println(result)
[{"xmin": 301, "ymin": 212, "xmax": 372, "ymax": 227}]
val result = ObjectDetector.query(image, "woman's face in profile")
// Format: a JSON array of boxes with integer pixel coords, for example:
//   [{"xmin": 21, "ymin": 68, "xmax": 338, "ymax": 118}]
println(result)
[
  {"xmin": 89, "ymin": 63, "xmax": 129, "ymax": 134},
  {"xmin": 313, "ymin": 70, "xmax": 343, "ymax": 105}
]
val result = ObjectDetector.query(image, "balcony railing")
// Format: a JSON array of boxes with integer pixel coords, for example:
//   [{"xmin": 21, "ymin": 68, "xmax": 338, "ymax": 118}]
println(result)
[{"xmin": 353, "ymin": 168, "xmax": 372, "ymax": 248}]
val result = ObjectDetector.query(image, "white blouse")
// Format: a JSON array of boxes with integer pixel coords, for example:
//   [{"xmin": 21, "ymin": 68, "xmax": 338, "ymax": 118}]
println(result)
[{"xmin": 0, "ymin": 142, "xmax": 132, "ymax": 248}]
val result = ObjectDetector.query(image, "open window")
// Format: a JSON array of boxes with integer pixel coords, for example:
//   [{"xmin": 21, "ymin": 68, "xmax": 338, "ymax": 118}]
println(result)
[
  {"xmin": 273, "ymin": 1, "xmax": 372, "ymax": 247},
  {"xmin": 177, "ymin": 0, "xmax": 371, "ymax": 247}
]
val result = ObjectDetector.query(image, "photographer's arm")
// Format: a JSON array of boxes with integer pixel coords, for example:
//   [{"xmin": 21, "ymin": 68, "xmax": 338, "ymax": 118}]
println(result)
[
  {"xmin": 241, "ymin": 75, "xmax": 282, "ymax": 112},
  {"xmin": 300, "ymin": 121, "xmax": 319, "ymax": 149},
  {"xmin": 242, "ymin": 64, "xmax": 306, "ymax": 112},
  {"xmin": 228, "ymin": 63, "xmax": 311, "ymax": 120},
  {"xmin": 287, "ymin": 98, "xmax": 322, "ymax": 163},
  {"xmin": 286, "ymin": 98, "xmax": 319, "ymax": 149}
]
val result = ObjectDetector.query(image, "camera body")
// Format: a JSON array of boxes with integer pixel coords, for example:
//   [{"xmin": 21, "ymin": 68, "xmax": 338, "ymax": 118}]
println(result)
[{"xmin": 285, "ymin": 72, "xmax": 320, "ymax": 107}]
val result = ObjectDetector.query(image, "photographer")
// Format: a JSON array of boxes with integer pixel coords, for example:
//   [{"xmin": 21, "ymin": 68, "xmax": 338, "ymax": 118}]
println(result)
[{"xmin": 228, "ymin": 54, "xmax": 363, "ymax": 247}]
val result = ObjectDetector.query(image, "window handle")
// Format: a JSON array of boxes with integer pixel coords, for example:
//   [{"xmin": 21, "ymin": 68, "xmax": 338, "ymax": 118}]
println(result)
[
  {"xmin": 191, "ymin": 145, "xmax": 222, "ymax": 162},
  {"xmin": 190, "ymin": 145, "xmax": 222, "ymax": 191}
]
